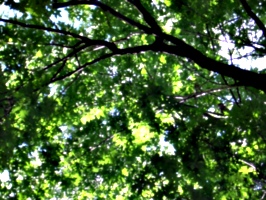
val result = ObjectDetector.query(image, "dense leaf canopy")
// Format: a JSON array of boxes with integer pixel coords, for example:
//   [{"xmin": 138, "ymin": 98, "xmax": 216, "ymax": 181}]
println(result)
[{"xmin": 1, "ymin": 0, "xmax": 266, "ymax": 199}]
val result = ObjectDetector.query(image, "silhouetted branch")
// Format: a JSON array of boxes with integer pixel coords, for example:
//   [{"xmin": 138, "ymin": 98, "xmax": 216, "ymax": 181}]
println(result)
[
  {"xmin": 0, "ymin": 18, "xmax": 118, "ymax": 52},
  {"xmin": 127, "ymin": 0, "xmax": 162, "ymax": 35},
  {"xmin": 50, "ymin": 43, "xmax": 158, "ymax": 83},
  {"xmin": 43, "ymin": 43, "xmax": 87, "ymax": 71},
  {"xmin": 53, "ymin": 0, "xmax": 154, "ymax": 34},
  {"xmin": 0, "ymin": 18, "xmax": 87, "ymax": 40},
  {"xmin": 239, "ymin": 0, "xmax": 266, "ymax": 39}
]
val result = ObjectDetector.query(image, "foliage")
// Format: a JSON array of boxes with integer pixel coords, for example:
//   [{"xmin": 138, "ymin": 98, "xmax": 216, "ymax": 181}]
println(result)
[{"xmin": 0, "ymin": 0, "xmax": 266, "ymax": 199}]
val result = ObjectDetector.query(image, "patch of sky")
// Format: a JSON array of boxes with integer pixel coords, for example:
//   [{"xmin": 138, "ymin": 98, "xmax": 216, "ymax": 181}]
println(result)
[
  {"xmin": 218, "ymin": 27, "xmax": 266, "ymax": 71},
  {"xmin": 0, "ymin": 169, "xmax": 10, "ymax": 182},
  {"xmin": 159, "ymin": 134, "xmax": 176, "ymax": 155}
]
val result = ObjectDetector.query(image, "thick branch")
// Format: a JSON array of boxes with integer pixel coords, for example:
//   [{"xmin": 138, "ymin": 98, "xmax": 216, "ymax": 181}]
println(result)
[
  {"xmin": 239, "ymin": 0, "xmax": 266, "ymax": 39},
  {"xmin": 49, "ymin": 38, "xmax": 266, "ymax": 92},
  {"xmin": 6, "ymin": 2, "xmax": 266, "ymax": 93},
  {"xmin": 157, "ymin": 42, "xmax": 266, "ymax": 92}
]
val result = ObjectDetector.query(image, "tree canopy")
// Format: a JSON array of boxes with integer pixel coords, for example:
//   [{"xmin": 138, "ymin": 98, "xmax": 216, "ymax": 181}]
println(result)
[{"xmin": 1, "ymin": 0, "xmax": 266, "ymax": 199}]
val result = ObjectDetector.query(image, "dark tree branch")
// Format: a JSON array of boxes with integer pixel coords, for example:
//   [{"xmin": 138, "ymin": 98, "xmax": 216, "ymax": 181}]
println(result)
[
  {"xmin": 0, "ymin": 18, "xmax": 86, "ymax": 40},
  {"xmin": 206, "ymin": 24, "xmax": 216, "ymax": 52},
  {"xmin": 50, "ymin": 59, "xmax": 68, "ymax": 82},
  {"xmin": 239, "ymin": 0, "xmax": 266, "ymax": 39},
  {"xmin": 241, "ymin": 40, "xmax": 266, "ymax": 54},
  {"xmin": 0, "ymin": 18, "xmax": 118, "ymax": 52},
  {"xmin": 126, "ymin": 0, "xmax": 162, "ymax": 35},
  {"xmin": 49, "ymin": 43, "xmax": 158, "ymax": 83},
  {"xmin": 5, "ymin": 2, "xmax": 266, "ymax": 92},
  {"xmin": 52, "ymin": 0, "xmax": 154, "ymax": 35},
  {"xmin": 157, "ymin": 43, "xmax": 266, "ymax": 92},
  {"xmin": 49, "ymin": 53, "xmax": 113, "ymax": 83},
  {"xmin": 48, "ymin": 38, "xmax": 266, "ymax": 92},
  {"xmin": 43, "ymin": 43, "xmax": 87, "ymax": 71},
  {"xmin": 221, "ymin": 75, "xmax": 239, "ymax": 105}
]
